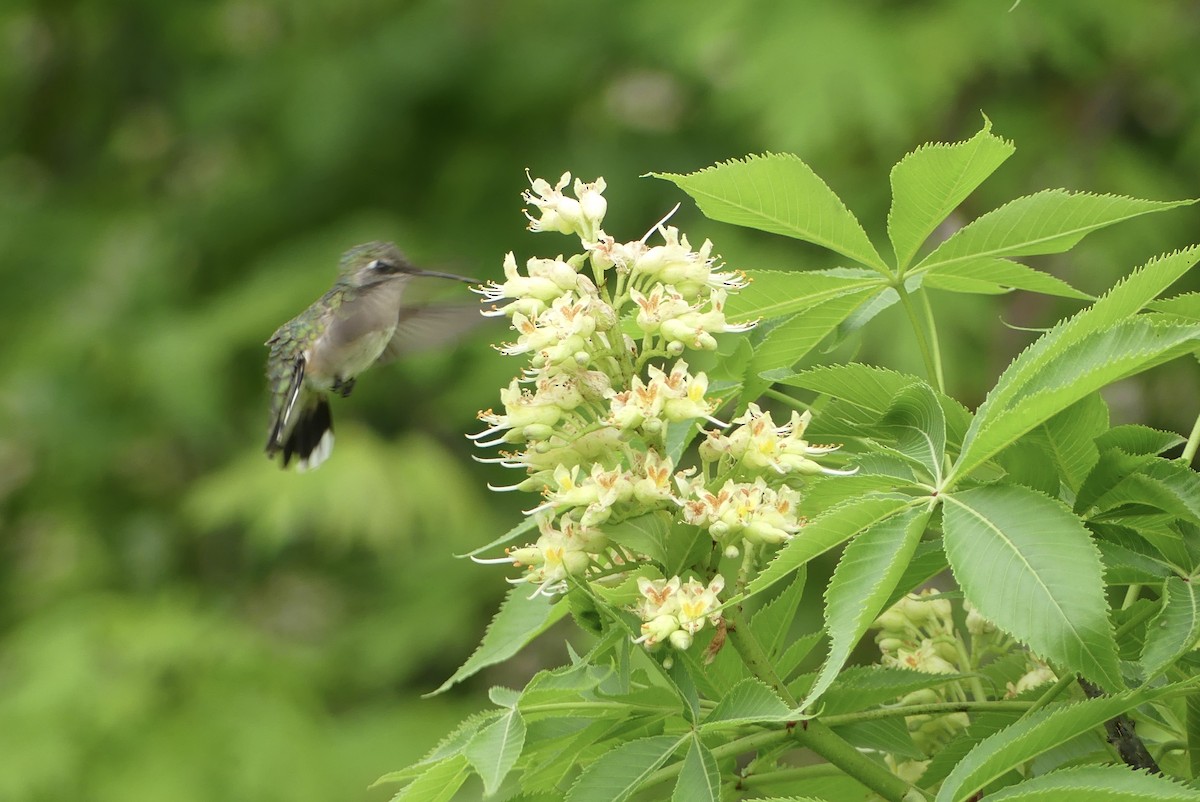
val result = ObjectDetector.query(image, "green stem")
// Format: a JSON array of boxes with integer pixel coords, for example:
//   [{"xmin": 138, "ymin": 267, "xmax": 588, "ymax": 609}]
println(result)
[
  {"xmin": 796, "ymin": 721, "xmax": 927, "ymax": 801},
  {"xmin": 725, "ymin": 605, "xmax": 795, "ymax": 705},
  {"xmin": 820, "ymin": 700, "xmax": 1032, "ymax": 728},
  {"xmin": 1180, "ymin": 409, "xmax": 1200, "ymax": 465},
  {"xmin": 952, "ymin": 634, "xmax": 989, "ymax": 702},
  {"xmin": 724, "ymin": 606, "xmax": 921, "ymax": 801},
  {"xmin": 763, "ymin": 388, "xmax": 809, "ymax": 411},
  {"xmin": 895, "ymin": 282, "xmax": 945, "ymax": 394},
  {"xmin": 1122, "ymin": 584, "xmax": 1142, "ymax": 610}
]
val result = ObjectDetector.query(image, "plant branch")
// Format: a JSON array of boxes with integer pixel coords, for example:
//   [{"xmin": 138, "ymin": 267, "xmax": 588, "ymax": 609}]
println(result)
[
  {"xmin": 895, "ymin": 282, "xmax": 945, "ymax": 393},
  {"xmin": 724, "ymin": 606, "xmax": 922, "ymax": 801}
]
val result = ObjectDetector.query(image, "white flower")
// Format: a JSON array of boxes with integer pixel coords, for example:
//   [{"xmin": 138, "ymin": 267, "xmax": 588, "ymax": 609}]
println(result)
[{"xmin": 634, "ymin": 574, "xmax": 725, "ymax": 649}]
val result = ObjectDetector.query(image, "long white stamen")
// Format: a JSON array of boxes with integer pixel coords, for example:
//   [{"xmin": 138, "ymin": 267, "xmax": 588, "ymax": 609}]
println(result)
[
  {"xmin": 640, "ymin": 203, "xmax": 681, "ymax": 244},
  {"xmin": 467, "ymin": 423, "xmax": 507, "ymax": 440},
  {"xmin": 487, "ymin": 481, "xmax": 527, "ymax": 492},
  {"xmin": 471, "ymin": 555, "xmax": 517, "ymax": 565}
]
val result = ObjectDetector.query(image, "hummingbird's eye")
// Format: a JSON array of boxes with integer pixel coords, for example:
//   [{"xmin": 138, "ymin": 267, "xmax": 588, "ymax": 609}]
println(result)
[{"xmin": 367, "ymin": 259, "xmax": 390, "ymax": 272}]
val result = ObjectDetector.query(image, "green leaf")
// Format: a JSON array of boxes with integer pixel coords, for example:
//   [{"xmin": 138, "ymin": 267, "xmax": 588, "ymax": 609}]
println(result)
[
  {"xmin": 565, "ymin": 734, "xmax": 683, "ymax": 802},
  {"xmin": 1095, "ymin": 536, "xmax": 1174, "ymax": 584},
  {"xmin": 805, "ymin": 508, "xmax": 929, "ymax": 709},
  {"xmin": 1084, "ymin": 457, "xmax": 1200, "ymax": 525},
  {"xmin": 464, "ymin": 708, "xmax": 526, "ymax": 796},
  {"xmin": 727, "ymin": 269, "xmax": 883, "ymax": 323},
  {"xmin": 605, "ymin": 511, "xmax": 674, "ymax": 565},
  {"xmin": 915, "ymin": 190, "xmax": 1194, "ymax": 276},
  {"xmin": 821, "ymin": 666, "xmax": 965, "ymax": 715},
  {"xmin": 983, "ymin": 764, "xmax": 1200, "ymax": 801},
  {"xmin": 888, "ymin": 116, "xmax": 1015, "ymax": 270},
  {"xmin": 1150, "ymin": 291, "xmax": 1200, "ymax": 321},
  {"xmin": 671, "ymin": 734, "xmax": 721, "ymax": 802},
  {"xmin": 390, "ymin": 755, "xmax": 470, "ymax": 802},
  {"xmin": 747, "ymin": 287, "xmax": 877, "ymax": 385},
  {"xmin": 768, "ymin": 363, "xmax": 972, "ymax": 447},
  {"xmin": 430, "ymin": 587, "xmax": 568, "ymax": 695},
  {"xmin": 1095, "ymin": 424, "xmax": 1185, "ymax": 456},
  {"xmin": 1141, "ymin": 576, "xmax": 1200, "ymax": 681},
  {"xmin": 373, "ymin": 710, "xmax": 504, "ymax": 785},
  {"xmin": 878, "ymin": 382, "xmax": 947, "ymax": 481},
  {"xmin": 942, "ymin": 484, "xmax": 1123, "ymax": 691},
  {"xmin": 750, "ymin": 566, "xmax": 808, "ymax": 660},
  {"xmin": 654, "ymin": 154, "xmax": 888, "ymax": 272},
  {"xmin": 747, "ymin": 495, "xmax": 914, "ymax": 597},
  {"xmin": 953, "ymin": 246, "xmax": 1200, "ymax": 484},
  {"xmin": 1036, "ymin": 393, "xmax": 1109, "ymax": 492},
  {"xmin": 703, "ymin": 677, "xmax": 792, "ymax": 727},
  {"xmin": 952, "ymin": 318, "xmax": 1200, "ymax": 484},
  {"xmin": 934, "ymin": 686, "xmax": 1172, "ymax": 802},
  {"xmin": 832, "ymin": 717, "xmax": 924, "ymax": 760},
  {"xmin": 921, "ymin": 257, "xmax": 1090, "ymax": 300},
  {"xmin": 459, "ymin": 515, "xmax": 538, "ymax": 558}
]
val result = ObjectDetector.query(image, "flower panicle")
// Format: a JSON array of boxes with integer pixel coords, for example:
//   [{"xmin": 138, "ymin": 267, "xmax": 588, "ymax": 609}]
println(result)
[{"xmin": 468, "ymin": 172, "xmax": 855, "ymax": 654}]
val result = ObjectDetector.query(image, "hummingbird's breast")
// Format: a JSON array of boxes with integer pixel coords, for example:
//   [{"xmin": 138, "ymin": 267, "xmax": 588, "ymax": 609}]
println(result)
[{"xmin": 305, "ymin": 281, "xmax": 406, "ymax": 388}]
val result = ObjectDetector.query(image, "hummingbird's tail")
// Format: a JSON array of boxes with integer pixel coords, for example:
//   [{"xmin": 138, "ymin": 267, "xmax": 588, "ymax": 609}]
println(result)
[{"xmin": 267, "ymin": 395, "xmax": 334, "ymax": 472}]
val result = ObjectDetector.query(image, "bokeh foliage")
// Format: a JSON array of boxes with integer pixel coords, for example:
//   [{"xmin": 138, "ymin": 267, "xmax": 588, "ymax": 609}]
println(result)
[{"xmin": 1, "ymin": 1, "xmax": 1198, "ymax": 800}]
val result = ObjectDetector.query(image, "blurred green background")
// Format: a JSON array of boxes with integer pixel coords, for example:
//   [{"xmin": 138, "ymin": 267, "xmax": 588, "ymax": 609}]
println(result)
[{"xmin": 2, "ymin": 1, "xmax": 1199, "ymax": 800}]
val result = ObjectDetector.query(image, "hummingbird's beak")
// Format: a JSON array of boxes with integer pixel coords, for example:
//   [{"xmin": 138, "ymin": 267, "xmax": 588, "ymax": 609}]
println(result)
[{"xmin": 412, "ymin": 269, "xmax": 480, "ymax": 284}]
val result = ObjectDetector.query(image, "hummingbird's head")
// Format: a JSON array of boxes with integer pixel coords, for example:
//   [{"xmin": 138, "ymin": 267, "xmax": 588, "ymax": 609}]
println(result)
[{"xmin": 338, "ymin": 241, "xmax": 478, "ymax": 287}]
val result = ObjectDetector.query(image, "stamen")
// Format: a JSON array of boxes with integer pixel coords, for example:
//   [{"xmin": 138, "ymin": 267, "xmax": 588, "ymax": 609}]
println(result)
[{"xmin": 640, "ymin": 202, "xmax": 682, "ymax": 244}]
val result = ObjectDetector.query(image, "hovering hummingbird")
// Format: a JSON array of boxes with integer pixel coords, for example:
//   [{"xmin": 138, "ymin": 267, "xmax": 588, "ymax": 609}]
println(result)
[{"xmin": 265, "ymin": 241, "xmax": 478, "ymax": 471}]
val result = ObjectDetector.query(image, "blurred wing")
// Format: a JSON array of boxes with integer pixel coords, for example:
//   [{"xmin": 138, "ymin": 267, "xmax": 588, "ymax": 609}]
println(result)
[
  {"xmin": 266, "ymin": 353, "xmax": 306, "ymax": 452},
  {"xmin": 377, "ymin": 303, "xmax": 488, "ymax": 363}
]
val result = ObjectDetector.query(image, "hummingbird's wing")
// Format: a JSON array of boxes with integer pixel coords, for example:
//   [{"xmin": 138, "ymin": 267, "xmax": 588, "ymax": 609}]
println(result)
[{"xmin": 376, "ymin": 302, "xmax": 487, "ymax": 363}]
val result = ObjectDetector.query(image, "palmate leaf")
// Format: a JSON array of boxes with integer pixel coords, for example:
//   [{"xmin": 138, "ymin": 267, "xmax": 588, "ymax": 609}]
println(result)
[
  {"xmin": 952, "ymin": 246, "xmax": 1200, "ymax": 484},
  {"xmin": 888, "ymin": 115, "xmax": 1015, "ymax": 270},
  {"xmin": 914, "ymin": 190, "xmax": 1193, "ymax": 277},
  {"xmin": 654, "ymin": 154, "xmax": 888, "ymax": 272},
  {"xmin": 430, "ymin": 586, "xmax": 568, "ymax": 695},
  {"xmin": 804, "ymin": 508, "xmax": 929, "ymax": 709},
  {"xmin": 934, "ymin": 685, "xmax": 1172, "ymax": 802},
  {"xmin": 1141, "ymin": 576, "xmax": 1200, "ymax": 681},
  {"xmin": 982, "ymin": 764, "xmax": 1200, "ymax": 801},
  {"xmin": 942, "ymin": 484, "xmax": 1122, "ymax": 691}
]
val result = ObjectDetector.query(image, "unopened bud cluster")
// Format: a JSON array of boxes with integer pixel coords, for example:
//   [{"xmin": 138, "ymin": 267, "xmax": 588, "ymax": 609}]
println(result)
[
  {"xmin": 871, "ymin": 591, "xmax": 1056, "ymax": 782},
  {"xmin": 471, "ymin": 173, "xmax": 850, "ymax": 651}
]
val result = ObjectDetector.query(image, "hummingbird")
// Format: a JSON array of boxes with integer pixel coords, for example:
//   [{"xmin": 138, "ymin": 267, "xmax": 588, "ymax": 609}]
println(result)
[{"xmin": 265, "ymin": 241, "xmax": 478, "ymax": 471}]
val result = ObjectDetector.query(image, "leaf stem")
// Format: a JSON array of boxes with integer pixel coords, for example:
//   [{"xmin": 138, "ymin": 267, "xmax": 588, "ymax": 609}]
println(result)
[
  {"xmin": 819, "ymin": 700, "xmax": 1032, "ymax": 728},
  {"xmin": 724, "ymin": 606, "xmax": 922, "ymax": 801},
  {"xmin": 1180, "ymin": 408, "xmax": 1200, "ymax": 465},
  {"xmin": 763, "ymin": 388, "xmax": 810, "ymax": 411},
  {"xmin": 895, "ymin": 282, "xmax": 945, "ymax": 394}
]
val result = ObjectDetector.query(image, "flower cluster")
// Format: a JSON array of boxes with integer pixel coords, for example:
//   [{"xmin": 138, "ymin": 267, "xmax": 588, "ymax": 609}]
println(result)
[
  {"xmin": 633, "ymin": 575, "xmax": 725, "ymax": 651},
  {"xmin": 472, "ymin": 173, "xmax": 851, "ymax": 651},
  {"xmin": 871, "ymin": 591, "xmax": 1058, "ymax": 783}
]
